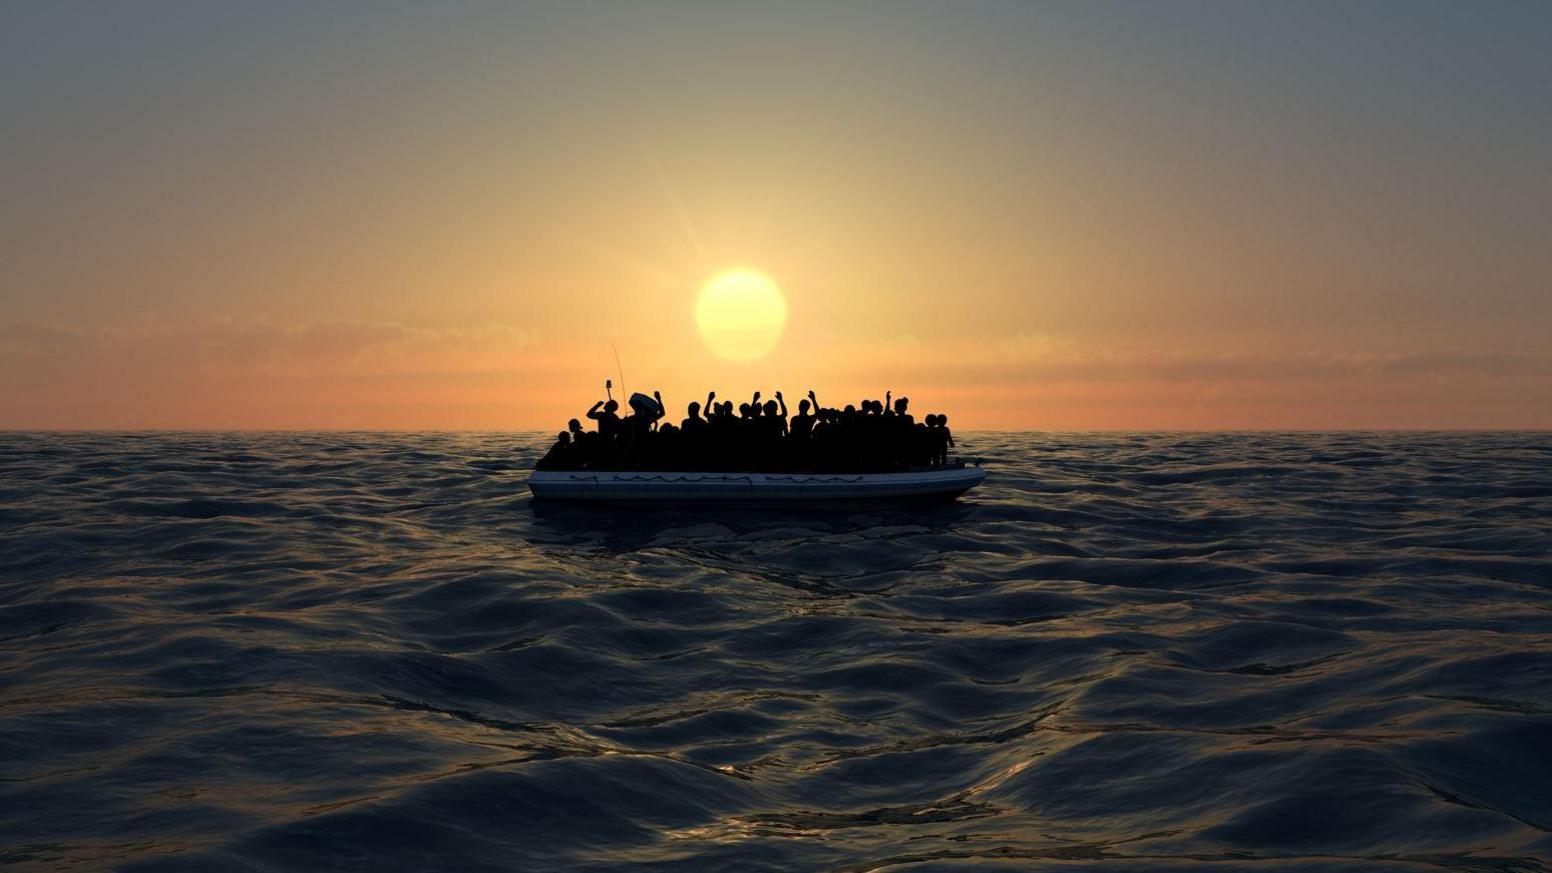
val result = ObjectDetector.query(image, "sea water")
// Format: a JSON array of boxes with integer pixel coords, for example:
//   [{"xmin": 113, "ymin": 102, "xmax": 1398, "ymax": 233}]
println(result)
[{"xmin": 2, "ymin": 431, "xmax": 1550, "ymax": 871}]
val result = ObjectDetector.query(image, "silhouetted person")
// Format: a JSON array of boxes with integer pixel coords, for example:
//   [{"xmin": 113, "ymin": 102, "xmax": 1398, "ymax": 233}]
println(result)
[
  {"xmin": 683, "ymin": 390, "xmax": 714, "ymax": 432},
  {"xmin": 708, "ymin": 396, "xmax": 737, "ymax": 470},
  {"xmin": 765, "ymin": 393, "xmax": 787, "ymax": 434},
  {"xmin": 536, "ymin": 431, "xmax": 573, "ymax": 470},
  {"xmin": 790, "ymin": 391, "xmax": 817, "ymax": 442},
  {"xmin": 564, "ymin": 417, "xmax": 599, "ymax": 468},
  {"xmin": 682, "ymin": 398, "xmax": 706, "ymax": 465},
  {"xmin": 653, "ymin": 421, "xmax": 682, "ymax": 470},
  {"xmin": 587, "ymin": 398, "xmax": 621, "ymax": 441},
  {"xmin": 928, "ymin": 413, "xmax": 955, "ymax": 465},
  {"xmin": 682, "ymin": 399, "xmax": 708, "ymax": 434}
]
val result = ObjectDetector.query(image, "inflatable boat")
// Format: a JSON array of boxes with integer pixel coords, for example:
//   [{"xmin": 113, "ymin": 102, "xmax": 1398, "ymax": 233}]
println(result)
[{"xmin": 527, "ymin": 465, "xmax": 985, "ymax": 504}]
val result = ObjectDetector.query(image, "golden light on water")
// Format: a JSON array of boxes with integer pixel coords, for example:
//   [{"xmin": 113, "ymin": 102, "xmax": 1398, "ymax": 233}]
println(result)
[{"xmin": 694, "ymin": 269, "xmax": 787, "ymax": 362}]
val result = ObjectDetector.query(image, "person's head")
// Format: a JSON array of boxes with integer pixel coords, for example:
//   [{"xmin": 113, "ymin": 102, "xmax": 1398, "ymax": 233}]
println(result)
[
  {"xmin": 604, "ymin": 399, "xmax": 618, "ymax": 413},
  {"xmin": 938, "ymin": 414, "xmax": 949, "ymax": 427},
  {"xmin": 764, "ymin": 399, "xmax": 778, "ymax": 417},
  {"xmin": 568, "ymin": 418, "xmax": 583, "ymax": 434},
  {"xmin": 688, "ymin": 401, "xmax": 700, "ymax": 417},
  {"xmin": 738, "ymin": 402, "xmax": 751, "ymax": 418},
  {"xmin": 895, "ymin": 397, "xmax": 909, "ymax": 415},
  {"xmin": 555, "ymin": 431, "xmax": 570, "ymax": 445},
  {"xmin": 798, "ymin": 399, "xmax": 810, "ymax": 414},
  {"xmin": 844, "ymin": 404, "xmax": 857, "ymax": 416}
]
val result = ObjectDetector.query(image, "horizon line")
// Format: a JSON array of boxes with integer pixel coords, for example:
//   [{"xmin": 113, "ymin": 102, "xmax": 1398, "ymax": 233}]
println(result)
[{"xmin": 3, "ymin": 427, "xmax": 1549, "ymax": 435}]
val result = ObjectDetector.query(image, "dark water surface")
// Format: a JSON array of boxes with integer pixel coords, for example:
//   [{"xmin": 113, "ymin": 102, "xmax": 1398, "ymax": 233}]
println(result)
[{"xmin": 3, "ymin": 432, "xmax": 1552, "ymax": 872}]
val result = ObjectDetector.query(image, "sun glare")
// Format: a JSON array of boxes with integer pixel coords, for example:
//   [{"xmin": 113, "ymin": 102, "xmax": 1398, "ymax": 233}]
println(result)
[{"xmin": 694, "ymin": 269, "xmax": 787, "ymax": 361}]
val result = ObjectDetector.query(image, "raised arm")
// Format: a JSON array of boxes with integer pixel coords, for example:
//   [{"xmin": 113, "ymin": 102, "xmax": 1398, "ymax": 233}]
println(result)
[
  {"xmin": 776, "ymin": 391, "xmax": 787, "ymax": 418},
  {"xmin": 586, "ymin": 400, "xmax": 604, "ymax": 420},
  {"xmin": 808, "ymin": 389, "xmax": 818, "ymax": 413},
  {"xmin": 705, "ymin": 390, "xmax": 715, "ymax": 419}
]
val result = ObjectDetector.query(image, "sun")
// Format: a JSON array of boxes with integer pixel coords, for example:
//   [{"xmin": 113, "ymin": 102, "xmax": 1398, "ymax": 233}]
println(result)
[{"xmin": 694, "ymin": 268, "xmax": 787, "ymax": 361}]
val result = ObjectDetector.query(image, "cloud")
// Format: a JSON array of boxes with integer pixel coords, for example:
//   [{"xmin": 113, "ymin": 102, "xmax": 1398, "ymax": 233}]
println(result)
[
  {"xmin": 852, "ymin": 338, "xmax": 1552, "ymax": 386},
  {"xmin": 810, "ymin": 333, "xmax": 1552, "ymax": 428},
  {"xmin": 0, "ymin": 318, "xmax": 565, "ymax": 428},
  {"xmin": 1, "ymin": 319, "xmax": 1547, "ymax": 428},
  {"xmin": 0, "ymin": 318, "xmax": 541, "ymax": 379}
]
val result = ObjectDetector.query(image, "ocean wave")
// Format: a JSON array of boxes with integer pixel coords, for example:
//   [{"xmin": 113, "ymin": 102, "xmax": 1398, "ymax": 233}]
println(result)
[{"xmin": 1, "ymin": 431, "xmax": 1550, "ymax": 871}]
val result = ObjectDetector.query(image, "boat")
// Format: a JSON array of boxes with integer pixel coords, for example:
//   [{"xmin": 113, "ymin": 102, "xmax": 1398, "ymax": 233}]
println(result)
[{"xmin": 527, "ymin": 464, "xmax": 985, "ymax": 503}]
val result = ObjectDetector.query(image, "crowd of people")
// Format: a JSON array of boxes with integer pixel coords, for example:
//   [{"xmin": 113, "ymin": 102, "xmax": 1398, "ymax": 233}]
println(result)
[{"xmin": 536, "ymin": 387, "xmax": 956, "ymax": 473}]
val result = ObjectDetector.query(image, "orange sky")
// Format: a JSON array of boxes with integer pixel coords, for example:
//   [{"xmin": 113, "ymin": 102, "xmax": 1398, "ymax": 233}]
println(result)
[{"xmin": 2, "ymin": 4, "xmax": 1549, "ymax": 429}]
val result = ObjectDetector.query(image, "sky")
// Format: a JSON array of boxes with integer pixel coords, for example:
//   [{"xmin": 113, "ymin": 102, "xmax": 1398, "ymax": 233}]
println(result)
[{"xmin": 2, "ymin": 0, "xmax": 1549, "ymax": 429}]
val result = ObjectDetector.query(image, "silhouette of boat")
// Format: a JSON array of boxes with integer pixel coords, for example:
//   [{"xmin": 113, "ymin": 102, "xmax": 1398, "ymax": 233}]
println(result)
[{"xmin": 527, "ymin": 464, "xmax": 985, "ymax": 503}]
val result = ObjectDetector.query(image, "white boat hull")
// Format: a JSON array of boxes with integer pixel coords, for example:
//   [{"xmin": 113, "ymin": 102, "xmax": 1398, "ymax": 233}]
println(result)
[{"xmin": 527, "ymin": 467, "xmax": 986, "ymax": 503}]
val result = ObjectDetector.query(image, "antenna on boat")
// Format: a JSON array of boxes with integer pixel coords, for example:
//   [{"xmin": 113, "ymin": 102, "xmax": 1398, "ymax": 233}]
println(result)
[{"xmin": 610, "ymin": 341, "xmax": 626, "ymax": 396}]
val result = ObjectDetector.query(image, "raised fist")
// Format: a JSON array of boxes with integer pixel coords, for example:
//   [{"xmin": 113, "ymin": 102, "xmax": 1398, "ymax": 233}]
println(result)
[{"xmin": 775, "ymin": 391, "xmax": 783, "ymax": 399}]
